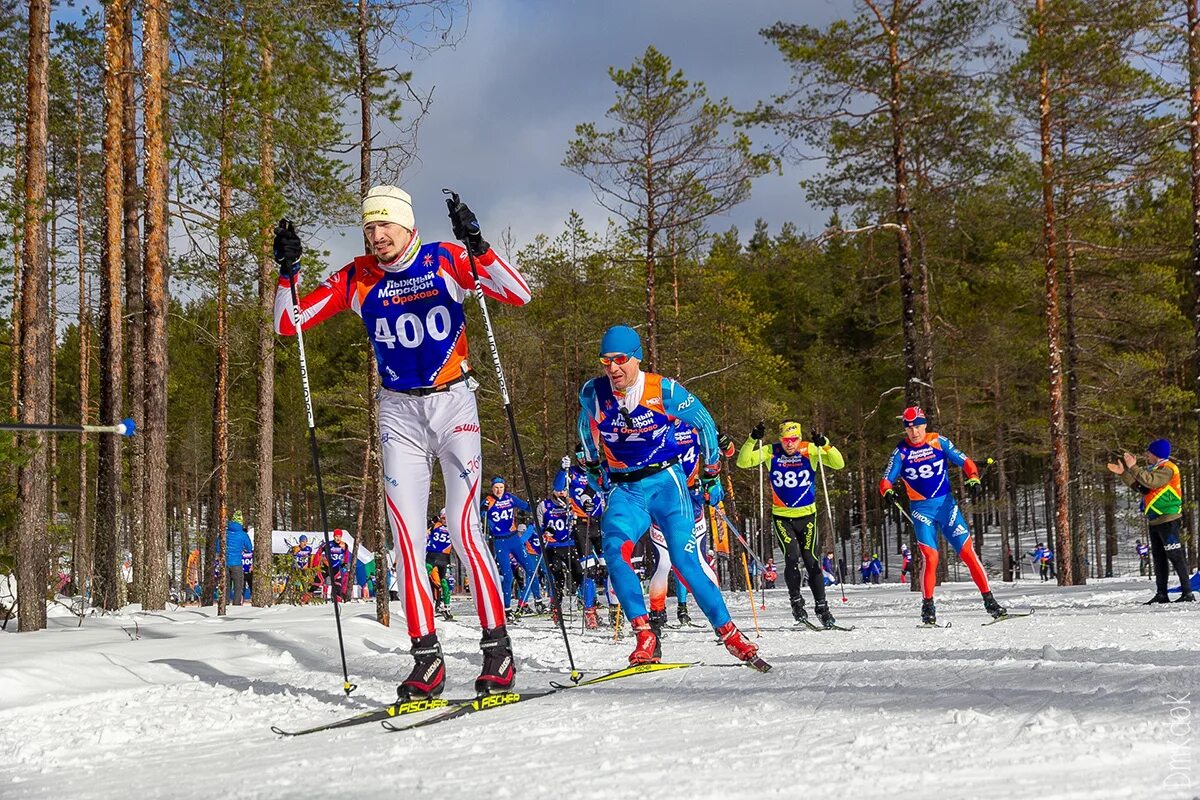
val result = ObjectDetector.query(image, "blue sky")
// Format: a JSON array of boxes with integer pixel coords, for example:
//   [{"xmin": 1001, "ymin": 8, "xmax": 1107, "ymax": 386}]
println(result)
[{"xmin": 319, "ymin": 0, "xmax": 842, "ymax": 266}]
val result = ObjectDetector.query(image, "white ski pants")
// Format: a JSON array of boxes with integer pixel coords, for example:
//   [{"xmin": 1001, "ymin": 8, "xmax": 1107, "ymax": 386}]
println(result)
[{"xmin": 379, "ymin": 383, "xmax": 504, "ymax": 638}]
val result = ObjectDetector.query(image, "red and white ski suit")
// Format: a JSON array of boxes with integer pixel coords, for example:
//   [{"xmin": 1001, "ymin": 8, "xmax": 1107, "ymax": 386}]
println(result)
[{"xmin": 275, "ymin": 234, "xmax": 530, "ymax": 637}]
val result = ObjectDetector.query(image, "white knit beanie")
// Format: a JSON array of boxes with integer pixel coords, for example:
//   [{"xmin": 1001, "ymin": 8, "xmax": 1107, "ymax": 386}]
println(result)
[{"xmin": 362, "ymin": 185, "xmax": 415, "ymax": 230}]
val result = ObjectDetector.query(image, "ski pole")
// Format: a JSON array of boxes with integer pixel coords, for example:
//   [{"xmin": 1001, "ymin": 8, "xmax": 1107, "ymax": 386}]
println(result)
[
  {"xmin": 443, "ymin": 190, "xmax": 580, "ymax": 683},
  {"xmin": 278, "ymin": 219, "xmax": 355, "ymax": 696},
  {"xmin": 0, "ymin": 418, "xmax": 136, "ymax": 437},
  {"xmin": 816, "ymin": 455, "xmax": 847, "ymax": 604},
  {"xmin": 739, "ymin": 551, "xmax": 762, "ymax": 638},
  {"xmin": 517, "ymin": 549, "xmax": 545, "ymax": 608}
]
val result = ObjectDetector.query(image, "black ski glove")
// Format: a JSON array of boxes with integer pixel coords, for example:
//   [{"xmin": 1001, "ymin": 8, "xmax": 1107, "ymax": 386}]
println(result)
[
  {"xmin": 718, "ymin": 432, "xmax": 735, "ymax": 458},
  {"xmin": 446, "ymin": 197, "xmax": 490, "ymax": 257},
  {"xmin": 750, "ymin": 421, "xmax": 766, "ymax": 441},
  {"xmin": 273, "ymin": 219, "xmax": 302, "ymax": 278},
  {"xmin": 809, "ymin": 432, "xmax": 829, "ymax": 448}
]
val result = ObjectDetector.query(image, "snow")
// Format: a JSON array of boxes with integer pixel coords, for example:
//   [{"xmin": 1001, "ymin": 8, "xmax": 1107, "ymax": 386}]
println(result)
[{"xmin": 1, "ymin": 578, "xmax": 1197, "ymax": 800}]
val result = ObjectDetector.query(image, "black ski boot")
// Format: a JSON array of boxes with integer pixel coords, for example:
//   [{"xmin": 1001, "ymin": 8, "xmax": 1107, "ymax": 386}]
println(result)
[
  {"xmin": 982, "ymin": 591, "xmax": 1007, "ymax": 619},
  {"xmin": 475, "ymin": 626, "xmax": 516, "ymax": 695},
  {"xmin": 398, "ymin": 633, "xmax": 445, "ymax": 700},
  {"xmin": 505, "ymin": 607, "xmax": 522, "ymax": 625},
  {"xmin": 815, "ymin": 600, "xmax": 836, "ymax": 629},
  {"xmin": 534, "ymin": 599, "xmax": 547, "ymax": 615},
  {"xmin": 921, "ymin": 598, "xmax": 937, "ymax": 625},
  {"xmin": 1144, "ymin": 594, "xmax": 1170, "ymax": 605},
  {"xmin": 676, "ymin": 603, "xmax": 691, "ymax": 626},
  {"xmin": 648, "ymin": 608, "xmax": 668, "ymax": 639},
  {"xmin": 1175, "ymin": 592, "xmax": 1196, "ymax": 603},
  {"xmin": 791, "ymin": 597, "xmax": 809, "ymax": 625}
]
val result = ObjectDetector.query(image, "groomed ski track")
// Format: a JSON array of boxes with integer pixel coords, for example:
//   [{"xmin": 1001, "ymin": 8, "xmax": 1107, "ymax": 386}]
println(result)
[{"xmin": 1, "ymin": 577, "xmax": 1196, "ymax": 800}]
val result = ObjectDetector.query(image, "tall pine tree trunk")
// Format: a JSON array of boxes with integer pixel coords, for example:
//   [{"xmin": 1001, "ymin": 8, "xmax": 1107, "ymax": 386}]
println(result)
[
  {"xmin": 141, "ymin": 0, "xmax": 170, "ymax": 610},
  {"xmin": 1188, "ymin": 0, "xmax": 1200, "ymax": 571},
  {"xmin": 10, "ymin": 125, "xmax": 22, "ymax": 424},
  {"xmin": 48, "ymin": 172, "xmax": 58, "ymax": 526},
  {"xmin": 1059, "ymin": 130, "xmax": 1086, "ymax": 585},
  {"xmin": 211, "ymin": 82, "xmax": 232, "ymax": 616},
  {"xmin": 16, "ymin": 0, "xmax": 52, "ymax": 631},
  {"xmin": 94, "ymin": 0, "xmax": 128, "ymax": 612},
  {"xmin": 74, "ymin": 86, "xmax": 92, "ymax": 595},
  {"xmin": 1035, "ymin": 0, "xmax": 1074, "ymax": 585},
  {"xmin": 252, "ymin": 39, "xmax": 276, "ymax": 607},
  {"xmin": 122, "ymin": 3, "xmax": 146, "ymax": 605}
]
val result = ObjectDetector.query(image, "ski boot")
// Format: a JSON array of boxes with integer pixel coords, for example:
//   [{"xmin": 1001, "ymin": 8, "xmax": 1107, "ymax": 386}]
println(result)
[
  {"xmin": 1175, "ymin": 592, "xmax": 1196, "ymax": 603},
  {"xmin": 715, "ymin": 622, "xmax": 770, "ymax": 672},
  {"xmin": 628, "ymin": 616, "xmax": 662, "ymax": 664},
  {"xmin": 583, "ymin": 607, "xmax": 600, "ymax": 629},
  {"xmin": 534, "ymin": 599, "xmax": 548, "ymax": 615},
  {"xmin": 505, "ymin": 607, "xmax": 522, "ymax": 625},
  {"xmin": 790, "ymin": 596, "xmax": 809, "ymax": 625},
  {"xmin": 1144, "ymin": 594, "xmax": 1170, "ymax": 605},
  {"xmin": 814, "ymin": 600, "xmax": 836, "ymax": 629},
  {"xmin": 439, "ymin": 607, "xmax": 455, "ymax": 622},
  {"xmin": 676, "ymin": 603, "xmax": 691, "ymax": 626},
  {"xmin": 475, "ymin": 626, "xmax": 516, "ymax": 695},
  {"xmin": 921, "ymin": 598, "xmax": 937, "ymax": 625},
  {"xmin": 982, "ymin": 591, "xmax": 1006, "ymax": 619},
  {"xmin": 648, "ymin": 608, "xmax": 668, "ymax": 640},
  {"xmin": 398, "ymin": 633, "xmax": 446, "ymax": 700}
]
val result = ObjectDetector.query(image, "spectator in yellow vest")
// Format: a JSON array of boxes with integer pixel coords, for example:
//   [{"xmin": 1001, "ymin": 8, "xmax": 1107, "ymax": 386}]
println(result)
[{"xmin": 1107, "ymin": 438, "xmax": 1195, "ymax": 604}]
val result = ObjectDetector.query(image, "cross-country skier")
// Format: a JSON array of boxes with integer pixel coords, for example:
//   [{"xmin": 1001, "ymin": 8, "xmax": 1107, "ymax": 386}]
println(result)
[
  {"xmin": 577, "ymin": 325, "xmax": 765, "ymax": 668},
  {"xmin": 538, "ymin": 471, "xmax": 584, "ymax": 622},
  {"xmin": 1107, "ymin": 440, "xmax": 1196, "ymax": 603},
  {"xmin": 737, "ymin": 421, "xmax": 845, "ymax": 629},
  {"xmin": 318, "ymin": 529, "xmax": 352, "ymax": 602},
  {"xmin": 565, "ymin": 452, "xmax": 607, "ymax": 628},
  {"xmin": 1136, "ymin": 540, "xmax": 1150, "ymax": 577},
  {"xmin": 516, "ymin": 522, "xmax": 548, "ymax": 615},
  {"xmin": 482, "ymin": 476, "xmax": 540, "ymax": 622},
  {"xmin": 426, "ymin": 509, "xmax": 454, "ymax": 619},
  {"xmin": 273, "ymin": 185, "xmax": 528, "ymax": 698},
  {"xmin": 647, "ymin": 424, "xmax": 731, "ymax": 630},
  {"xmin": 879, "ymin": 406, "xmax": 1006, "ymax": 624},
  {"xmin": 900, "ymin": 544, "xmax": 911, "ymax": 584}
]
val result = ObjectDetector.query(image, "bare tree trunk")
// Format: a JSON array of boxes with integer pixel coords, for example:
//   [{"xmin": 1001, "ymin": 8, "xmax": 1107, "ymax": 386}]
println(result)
[
  {"xmin": 1059, "ymin": 130, "xmax": 1086, "ymax": 586},
  {"xmin": 141, "ymin": 0, "xmax": 170, "ymax": 610},
  {"xmin": 94, "ymin": 0, "xmax": 128, "ymax": 612},
  {"xmin": 48, "ymin": 169, "xmax": 58, "ymax": 525},
  {"xmin": 10, "ymin": 125, "xmax": 22, "ymax": 423},
  {"xmin": 252, "ymin": 39, "xmax": 276, "ymax": 608},
  {"xmin": 122, "ymin": 3, "xmax": 146, "ymax": 604},
  {"xmin": 914, "ymin": 223, "xmax": 937, "ymax": 416},
  {"xmin": 1036, "ymin": 0, "xmax": 1074, "ymax": 585},
  {"xmin": 1102, "ymin": 468, "xmax": 1117, "ymax": 578},
  {"xmin": 211, "ymin": 84, "xmax": 232, "ymax": 616},
  {"xmin": 16, "ymin": 0, "xmax": 53, "ymax": 631},
  {"xmin": 1188, "ymin": 0, "xmax": 1200, "ymax": 572},
  {"xmin": 73, "ymin": 85, "xmax": 92, "ymax": 595}
]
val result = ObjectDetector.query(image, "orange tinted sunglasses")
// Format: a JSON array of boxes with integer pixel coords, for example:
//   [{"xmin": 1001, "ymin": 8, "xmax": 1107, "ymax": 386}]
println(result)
[{"xmin": 599, "ymin": 354, "xmax": 633, "ymax": 366}]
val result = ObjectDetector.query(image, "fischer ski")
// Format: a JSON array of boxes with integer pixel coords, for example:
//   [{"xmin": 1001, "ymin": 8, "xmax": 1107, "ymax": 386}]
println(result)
[
  {"xmin": 550, "ymin": 661, "xmax": 697, "ymax": 690},
  {"xmin": 982, "ymin": 609, "xmax": 1035, "ymax": 626},
  {"xmin": 918, "ymin": 621, "xmax": 952, "ymax": 629},
  {"xmin": 271, "ymin": 695, "xmax": 469, "ymax": 737},
  {"xmin": 381, "ymin": 689, "xmax": 559, "ymax": 732},
  {"xmin": 797, "ymin": 619, "xmax": 856, "ymax": 633}
]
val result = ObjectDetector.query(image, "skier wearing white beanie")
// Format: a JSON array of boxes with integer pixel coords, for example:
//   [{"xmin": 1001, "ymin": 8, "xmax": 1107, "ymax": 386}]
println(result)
[{"xmin": 271, "ymin": 187, "xmax": 531, "ymax": 699}]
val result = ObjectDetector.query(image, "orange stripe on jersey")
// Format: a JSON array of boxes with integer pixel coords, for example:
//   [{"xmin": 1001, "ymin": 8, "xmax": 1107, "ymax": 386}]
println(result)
[
  {"xmin": 927, "ymin": 434, "xmax": 943, "ymax": 451},
  {"xmin": 905, "ymin": 485, "xmax": 928, "ymax": 502},
  {"xmin": 431, "ymin": 328, "xmax": 470, "ymax": 386},
  {"xmin": 602, "ymin": 443, "xmax": 629, "ymax": 470}
]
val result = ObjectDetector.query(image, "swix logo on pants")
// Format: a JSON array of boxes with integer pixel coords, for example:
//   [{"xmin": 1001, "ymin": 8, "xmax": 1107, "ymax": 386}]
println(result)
[{"xmin": 379, "ymin": 384, "xmax": 505, "ymax": 638}]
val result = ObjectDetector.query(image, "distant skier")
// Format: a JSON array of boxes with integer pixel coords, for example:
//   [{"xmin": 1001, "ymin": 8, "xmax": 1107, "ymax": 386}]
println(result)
[
  {"xmin": 318, "ymin": 529, "xmax": 352, "ymax": 602},
  {"xmin": 426, "ymin": 509, "xmax": 453, "ymax": 619},
  {"xmin": 737, "ymin": 420, "xmax": 845, "ymax": 629},
  {"xmin": 879, "ymin": 406, "xmax": 1006, "ymax": 624},
  {"xmin": 763, "ymin": 558, "xmax": 778, "ymax": 589},
  {"xmin": 822, "ymin": 551, "xmax": 838, "ymax": 585},
  {"xmin": 482, "ymin": 476, "xmax": 538, "ymax": 622},
  {"xmin": 1028, "ymin": 543, "xmax": 1052, "ymax": 582},
  {"xmin": 1135, "ymin": 540, "xmax": 1150, "ymax": 577},
  {"xmin": 870, "ymin": 553, "xmax": 883, "ymax": 584},
  {"xmin": 859, "ymin": 556, "xmax": 872, "ymax": 585},
  {"xmin": 1107, "ymin": 440, "xmax": 1195, "ymax": 603},
  {"xmin": 538, "ymin": 471, "xmax": 583, "ymax": 622},
  {"xmin": 578, "ymin": 325, "xmax": 765, "ymax": 669},
  {"xmin": 273, "ymin": 185, "xmax": 528, "ymax": 697},
  {"xmin": 566, "ymin": 452, "xmax": 606, "ymax": 628},
  {"xmin": 900, "ymin": 544, "xmax": 911, "ymax": 584}
]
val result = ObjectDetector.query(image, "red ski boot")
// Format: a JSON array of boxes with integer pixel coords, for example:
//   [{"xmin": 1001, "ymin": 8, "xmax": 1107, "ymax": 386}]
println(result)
[
  {"xmin": 716, "ymin": 622, "xmax": 771, "ymax": 672},
  {"xmin": 628, "ymin": 616, "xmax": 662, "ymax": 665},
  {"xmin": 398, "ymin": 633, "xmax": 446, "ymax": 699},
  {"xmin": 475, "ymin": 626, "xmax": 516, "ymax": 695},
  {"xmin": 583, "ymin": 607, "xmax": 599, "ymax": 630}
]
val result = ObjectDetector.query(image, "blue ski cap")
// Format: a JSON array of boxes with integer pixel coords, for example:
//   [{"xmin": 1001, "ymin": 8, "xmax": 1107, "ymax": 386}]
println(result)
[
  {"xmin": 552, "ymin": 470, "xmax": 568, "ymax": 493},
  {"xmin": 599, "ymin": 325, "xmax": 643, "ymax": 360},
  {"xmin": 491, "ymin": 475, "xmax": 506, "ymax": 486},
  {"xmin": 1148, "ymin": 439, "xmax": 1171, "ymax": 460}
]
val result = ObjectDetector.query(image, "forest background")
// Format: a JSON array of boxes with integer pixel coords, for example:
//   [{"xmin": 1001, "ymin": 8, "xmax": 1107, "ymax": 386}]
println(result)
[{"xmin": 3, "ymin": 0, "xmax": 1199, "ymax": 631}]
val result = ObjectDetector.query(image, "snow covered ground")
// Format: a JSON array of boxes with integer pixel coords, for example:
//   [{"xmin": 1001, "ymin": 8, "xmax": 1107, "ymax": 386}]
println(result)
[{"xmin": 2, "ymin": 577, "xmax": 1197, "ymax": 800}]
